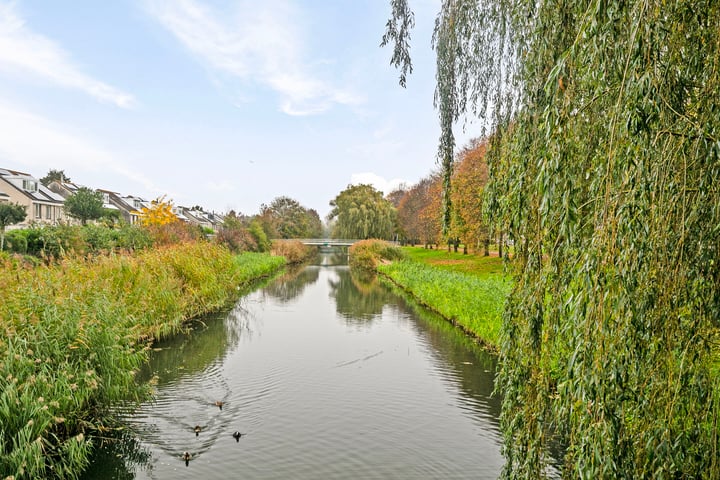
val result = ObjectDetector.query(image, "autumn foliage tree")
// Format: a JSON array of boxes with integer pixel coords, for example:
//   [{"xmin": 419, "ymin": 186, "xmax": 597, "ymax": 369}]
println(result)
[
  {"xmin": 216, "ymin": 211, "xmax": 270, "ymax": 253},
  {"xmin": 259, "ymin": 196, "xmax": 322, "ymax": 239},
  {"xmin": 396, "ymin": 173, "xmax": 442, "ymax": 247},
  {"xmin": 137, "ymin": 196, "xmax": 177, "ymax": 226},
  {"xmin": 137, "ymin": 196, "xmax": 198, "ymax": 245},
  {"xmin": 450, "ymin": 139, "xmax": 490, "ymax": 254}
]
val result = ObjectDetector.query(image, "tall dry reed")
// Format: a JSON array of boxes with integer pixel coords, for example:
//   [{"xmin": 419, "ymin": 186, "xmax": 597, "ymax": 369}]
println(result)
[{"xmin": 0, "ymin": 243, "xmax": 284, "ymax": 479}]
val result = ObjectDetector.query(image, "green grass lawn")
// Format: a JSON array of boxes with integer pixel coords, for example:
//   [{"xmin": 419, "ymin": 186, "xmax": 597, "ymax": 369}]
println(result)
[{"xmin": 402, "ymin": 246, "xmax": 507, "ymax": 277}]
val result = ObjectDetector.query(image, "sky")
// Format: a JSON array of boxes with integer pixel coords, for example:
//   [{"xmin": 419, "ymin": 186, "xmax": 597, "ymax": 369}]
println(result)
[{"xmin": 0, "ymin": 0, "xmax": 479, "ymax": 219}]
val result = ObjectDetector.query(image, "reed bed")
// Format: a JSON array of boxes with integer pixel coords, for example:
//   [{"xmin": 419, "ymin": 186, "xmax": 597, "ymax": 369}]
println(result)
[
  {"xmin": 0, "ymin": 243, "xmax": 284, "ymax": 479},
  {"xmin": 269, "ymin": 240, "xmax": 314, "ymax": 264}
]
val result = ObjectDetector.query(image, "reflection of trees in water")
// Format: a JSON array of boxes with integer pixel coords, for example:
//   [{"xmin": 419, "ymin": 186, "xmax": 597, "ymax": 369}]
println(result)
[
  {"xmin": 383, "ymin": 281, "xmax": 502, "ymax": 422},
  {"xmin": 261, "ymin": 265, "xmax": 321, "ymax": 303},
  {"xmin": 329, "ymin": 267, "xmax": 502, "ymax": 425},
  {"xmin": 136, "ymin": 305, "xmax": 246, "ymax": 386},
  {"xmin": 81, "ymin": 429, "xmax": 151, "ymax": 479},
  {"xmin": 394, "ymin": 290, "xmax": 561, "ymax": 471},
  {"xmin": 328, "ymin": 268, "xmax": 396, "ymax": 326}
]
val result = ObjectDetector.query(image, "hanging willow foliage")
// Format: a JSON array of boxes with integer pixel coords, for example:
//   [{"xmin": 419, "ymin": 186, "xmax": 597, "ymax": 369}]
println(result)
[{"xmin": 385, "ymin": 0, "xmax": 720, "ymax": 478}]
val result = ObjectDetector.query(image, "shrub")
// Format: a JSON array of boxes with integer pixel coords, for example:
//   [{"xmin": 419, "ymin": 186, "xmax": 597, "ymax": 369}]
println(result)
[
  {"xmin": 348, "ymin": 239, "xmax": 404, "ymax": 270},
  {"xmin": 143, "ymin": 221, "xmax": 201, "ymax": 246},
  {"xmin": 248, "ymin": 219, "xmax": 271, "ymax": 252},
  {"xmin": 114, "ymin": 224, "xmax": 152, "ymax": 252},
  {"xmin": 270, "ymin": 240, "xmax": 313, "ymax": 264},
  {"xmin": 81, "ymin": 224, "xmax": 118, "ymax": 252},
  {"xmin": 3, "ymin": 229, "xmax": 28, "ymax": 254},
  {"xmin": 216, "ymin": 226, "xmax": 257, "ymax": 253},
  {"xmin": 22, "ymin": 225, "xmax": 86, "ymax": 258}
]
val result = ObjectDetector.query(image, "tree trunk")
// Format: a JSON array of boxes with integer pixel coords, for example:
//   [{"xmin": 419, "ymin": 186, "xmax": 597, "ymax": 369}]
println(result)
[
  {"xmin": 498, "ymin": 232, "xmax": 504, "ymax": 258},
  {"xmin": 484, "ymin": 237, "xmax": 490, "ymax": 256}
]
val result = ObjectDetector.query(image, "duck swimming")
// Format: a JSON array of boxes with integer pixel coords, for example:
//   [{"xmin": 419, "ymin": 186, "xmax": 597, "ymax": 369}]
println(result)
[
  {"xmin": 182, "ymin": 451, "xmax": 191, "ymax": 466},
  {"xmin": 193, "ymin": 425, "xmax": 202, "ymax": 436},
  {"xmin": 214, "ymin": 401, "xmax": 225, "ymax": 410},
  {"xmin": 232, "ymin": 431, "xmax": 245, "ymax": 442}
]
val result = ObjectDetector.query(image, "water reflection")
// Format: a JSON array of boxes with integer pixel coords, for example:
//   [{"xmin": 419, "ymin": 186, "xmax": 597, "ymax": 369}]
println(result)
[
  {"xmin": 260, "ymin": 265, "xmax": 320, "ymax": 303},
  {"xmin": 135, "ymin": 302, "xmax": 254, "ymax": 386},
  {"xmin": 82, "ymin": 253, "xmax": 506, "ymax": 479},
  {"xmin": 328, "ymin": 268, "xmax": 397, "ymax": 325},
  {"xmin": 81, "ymin": 431, "xmax": 151, "ymax": 480},
  {"xmin": 388, "ymin": 284, "xmax": 502, "ymax": 422}
]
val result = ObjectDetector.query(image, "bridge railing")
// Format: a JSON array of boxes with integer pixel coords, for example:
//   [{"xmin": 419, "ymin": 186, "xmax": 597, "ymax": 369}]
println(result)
[
  {"xmin": 293, "ymin": 239, "xmax": 362, "ymax": 246},
  {"xmin": 271, "ymin": 239, "xmax": 399, "ymax": 246}
]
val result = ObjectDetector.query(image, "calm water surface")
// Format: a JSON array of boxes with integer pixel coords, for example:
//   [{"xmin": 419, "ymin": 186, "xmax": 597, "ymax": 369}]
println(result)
[{"xmin": 83, "ymin": 253, "xmax": 504, "ymax": 479}]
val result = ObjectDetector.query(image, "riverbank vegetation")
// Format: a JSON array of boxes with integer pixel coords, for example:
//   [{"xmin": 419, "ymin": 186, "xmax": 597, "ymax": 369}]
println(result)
[
  {"xmin": 348, "ymin": 238, "xmax": 405, "ymax": 271},
  {"xmin": 0, "ymin": 241, "xmax": 284, "ymax": 479},
  {"xmin": 351, "ymin": 240, "xmax": 510, "ymax": 349},
  {"xmin": 270, "ymin": 239, "xmax": 316, "ymax": 264}
]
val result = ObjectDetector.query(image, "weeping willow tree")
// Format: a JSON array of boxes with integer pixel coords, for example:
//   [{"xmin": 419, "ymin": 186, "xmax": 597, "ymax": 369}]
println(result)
[
  {"xmin": 328, "ymin": 184, "xmax": 397, "ymax": 240},
  {"xmin": 385, "ymin": 0, "xmax": 720, "ymax": 478}
]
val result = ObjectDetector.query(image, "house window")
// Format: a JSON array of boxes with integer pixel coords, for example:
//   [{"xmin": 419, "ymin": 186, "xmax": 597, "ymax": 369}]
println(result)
[
  {"xmin": 46, "ymin": 205, "xmax": 52, "ymax": 220},
  {"xmin": 103, "ymin": 193, "xmax": 110, "ymax": 204},
  {"xmin": 23, "ymin": 180, "xmax": 38, "ymax": 192},
  {"xmin": 134, "ymin": 199, "xmax": 142, "ymax": 209},
  {"xmin": 34, "ymin": 204, "xmax": 41, "ymax": 219}
]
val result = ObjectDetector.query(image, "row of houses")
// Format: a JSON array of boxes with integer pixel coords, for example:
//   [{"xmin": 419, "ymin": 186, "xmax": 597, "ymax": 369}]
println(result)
[{"xmin": 0, "ymin": 167, "xmax": 224, "ymax": 231}]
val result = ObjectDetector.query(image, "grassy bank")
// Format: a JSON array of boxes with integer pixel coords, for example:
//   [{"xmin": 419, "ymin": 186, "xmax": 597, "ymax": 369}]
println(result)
[
  {"xmin": 0, "ymin": 243, "xmax": 284, "ymax": 479},
  {"xmin": 350, "ymin": 241, "xmax": 511, "ymax": 350}
]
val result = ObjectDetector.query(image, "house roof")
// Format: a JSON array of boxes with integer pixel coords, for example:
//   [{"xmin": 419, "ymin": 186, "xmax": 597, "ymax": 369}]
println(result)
[
  {"xmin": 122, "ymin": 195, "xmax": 150, "ymax": 210},
  {"xmin": 111, "ymin": 195, "xmax": 137, "ymax": 212},
  {"xmin": 58, "ymin": 181, "xmax": 84, "ymax": 193},
  {"xmin": 0, "ymin": 168, "xmax": 65, "ymax": 204}
]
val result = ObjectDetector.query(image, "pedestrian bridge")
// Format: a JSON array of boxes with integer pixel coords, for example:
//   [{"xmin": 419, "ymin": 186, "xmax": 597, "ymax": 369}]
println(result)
[{"xmin": 296, "ymin": 239, "xmax": 362, "ymax": 247}]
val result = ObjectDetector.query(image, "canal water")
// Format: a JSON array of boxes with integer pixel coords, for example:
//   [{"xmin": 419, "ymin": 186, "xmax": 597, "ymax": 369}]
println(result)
[{"xmin": 83, "ymin": 252, "xmax": 504, "ymax": 479}]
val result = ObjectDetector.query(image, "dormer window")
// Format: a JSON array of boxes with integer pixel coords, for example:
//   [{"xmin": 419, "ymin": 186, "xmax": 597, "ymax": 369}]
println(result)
[
  {"xmin": 22, "ymin": 179, "xmax": 38, "ymax": 192},
  {"xmin": 103, "ymin": 193, "xmax": 110, "ymax": 204},
  {"xmin": 134, "ymin": 199, "xmax": 142, "ymax": 209}
]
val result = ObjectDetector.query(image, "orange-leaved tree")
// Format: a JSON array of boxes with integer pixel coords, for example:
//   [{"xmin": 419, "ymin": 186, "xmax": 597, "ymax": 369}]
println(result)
[
  {"xmin": 397, "ymin": 172, "xmax": 442, "ymax": 248},
  {"xmin": 451, "ymin": 138, "xmax": 490, "ymax": 254}
]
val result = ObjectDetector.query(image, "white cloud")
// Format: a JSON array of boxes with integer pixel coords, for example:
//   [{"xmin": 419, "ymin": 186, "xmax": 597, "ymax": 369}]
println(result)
[
  {"xmin": 0, "ymin": 99, "xmax": 161, "ymax": 194},
  {"xmin": 144, "ymin": 0, "xmax": 362, "ymax": 115},
  {"xmin": 349, "ymin": 172, "xmax": 407, "ymax": 196},
  {"xmin": 0, "ymin": 2, "xmax": 135, "ymax": 108}
]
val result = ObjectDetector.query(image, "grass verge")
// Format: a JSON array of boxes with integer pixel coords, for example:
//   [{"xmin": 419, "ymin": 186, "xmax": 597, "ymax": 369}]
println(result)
[{"xmin": 349, "ymin": 242, "xmax": 511, "ymax": 350}]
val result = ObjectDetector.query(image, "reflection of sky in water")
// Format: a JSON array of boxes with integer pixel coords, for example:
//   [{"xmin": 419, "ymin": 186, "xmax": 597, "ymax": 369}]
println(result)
[{"xmin": 83, "ymin": 253, "xmax": 509, "ymax": 479}]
